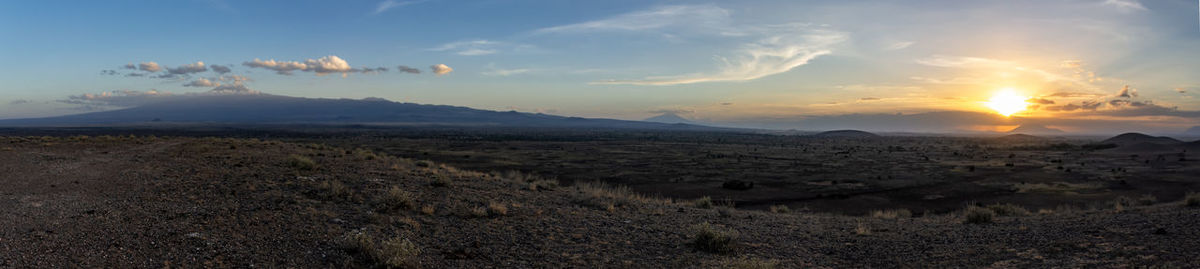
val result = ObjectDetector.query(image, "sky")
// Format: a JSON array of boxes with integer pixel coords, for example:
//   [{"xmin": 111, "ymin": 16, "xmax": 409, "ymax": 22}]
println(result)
[{"xmin": 1, "ymin": 0, "xmax": 1198, "ymax": 133}]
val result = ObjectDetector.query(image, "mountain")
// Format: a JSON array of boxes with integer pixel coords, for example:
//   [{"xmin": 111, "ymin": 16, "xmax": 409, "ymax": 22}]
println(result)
[
  {"xmin": 991, "ymin": 134, "xmax": 1044, "ymax": 142},
  {"xmin": 0, "ymin": 94, "xmax": 727, "ymax": 131},
  {"xmin": 643, "ymin": 113, "xmax": 695, "ymax": 124},
  {"xmin": 1007, "ymin": 124, "xmax": 1065, "ymax": 135},
  {"xmin": 1185, "ymin": 126, "xmax": 1200, "ymax": 135},
  {"xmin": 810, "ymin": 130, "xmax": 879, "ymax": 138},
  {"xmin": 1100, "ymin": 133, "xmax": 1183, "ymax": 145}
]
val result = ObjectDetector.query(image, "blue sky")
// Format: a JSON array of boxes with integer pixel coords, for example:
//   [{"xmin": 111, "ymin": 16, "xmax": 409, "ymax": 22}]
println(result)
[{"xmin": 1, "ymin": 0, "xmax": 1198, "ymax": 133}]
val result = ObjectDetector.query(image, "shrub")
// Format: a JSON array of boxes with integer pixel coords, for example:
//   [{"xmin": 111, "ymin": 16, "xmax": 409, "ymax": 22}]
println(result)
[
  {"xmin": 1186, "ymin": 192, "xmax": 1200, "ymax": 207},
  {"xmin": 377, "ymin": 186, "xmax": 415, "ymax": 212},
  {"xmin": 420, "ymin": 205, "xmax": 436, "ymax": 215},
  {"xmin": 487, "ymin": 202, "xmax": 508, "ymax": 216},
  {"xmin": 528, "ymin": 179, "xmax": 559, "ymax": 191},
  {"xmin": 317, "ymin": 180, "xmax": 350, "ymax": 200},
  {"xmin": 695, "ymin": 196, "xmax": 715, "ymax": 209},
  {"xmin": 288, "ymin": 154, "xmax": 317, "ymax": 171},
  {"xmin": 985, "ymin": 203, "xmax": 1029, "ymax": 216},
  {"xmin": 415, "ymin": 160, "xmax": 434, "ymax": 168},
  {"xmin": 870, "ymin": 209, "xmax": 912, "ymax": 219},
  {"xmin": 768, "ymin": 205, "xmax": 791, "ymax": 214},
  {"xmin": 469, "ymin": 206, "xmax": 489, "ymax": 218},
  {"xmin": 342, "ymin": 231, "xmax": 421, "ymax": 268},
  {"xmin": 854, "ymin": 222, "xmax": 871, "ymax": 236},
  {"xmin": 963, "ymin": 206, "xmax": 995, "ymax": 224},
  {"xmin": 429, "ymin": 175, "xmax": 451, "ymax": 187},
  {"xmin": 571, "ymin": 182, "xmax": 652, "ymax": 210},
  {"xmin": 691, "ymin": 222, "xmax": 738, "ymax": 254}
]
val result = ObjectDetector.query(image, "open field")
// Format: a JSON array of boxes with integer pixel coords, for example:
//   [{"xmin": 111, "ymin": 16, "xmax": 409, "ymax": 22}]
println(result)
[{"xmin": 1, "ymin": 130, "xmax": 1199, "ymax": 267}]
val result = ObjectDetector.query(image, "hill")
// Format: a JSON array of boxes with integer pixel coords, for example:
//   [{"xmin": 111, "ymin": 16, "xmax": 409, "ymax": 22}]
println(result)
[
  {"xmin": 0, "ymin": 94, "xmax": 726, "ymax": 131},
  {"xmin": 1007, "ymin": 124, "xmax": 1065, "ymax": 135},
  {"xmin": 810, "ymin": 130, "xmax": 880, "ymax": 138},
  {"xmin": 1101, "ymin": 133, "xmax": 1183, "ymax": 145},
  {"xmin": 991, "ymin": 133, "xmax": 1044, "ymax": 142},
  {"xmin": 643, "ymin": 112, "xmax": 696, "ymax": 124}
]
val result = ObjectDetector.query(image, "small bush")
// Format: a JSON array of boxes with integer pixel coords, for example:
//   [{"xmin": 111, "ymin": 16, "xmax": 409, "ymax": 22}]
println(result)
[
  {"xmin": 342, "ymin": 231, "xmax": 421, "ymax": 268},
  {"xmin": 768, "ymin": 205, "xmax": 791, "ymax": 214},
  {"xmin": 691, "ymin": 222, "xmax": 739, "ymax": 254},
  {"xmin": 487, "ymin": 202, "xmax": 508, "ymax": 216},
  {"xmin": 415, "ymin": 160, "xmax": 434, "ymax": 168},
  {"xmin": 986, "ymin": 203, "xmax": 1029, "ymax": 216},
  {"xmin": 420, "ymin": 205, "xmax": 436, "ymax": 215},
  {"xmin": 528, "ymin": 179, "xmax": 559, "ymax": 191},
  {"xmin": 1186, "ymin": 192, "xmax": 1200, "ymax": 207},
  {"xmin": 469, "ymin": 206, "xmax": 489, "ymax": 218},
  {"xmin": 288, "ymin": 155, "xmax": 317, "ymax": 171},
  {"xmin": 429, "ymin": 175, "xmax": 451, "ymax": 187},
  {"xmin": 870, "ymin": 209, "xmax": 912, "ymax": 219},
  {"xmin": 377, "ymin": 186, "xmax": 415, "ymax": 212},
  {"xmin": 854, "ymin": 222, "xmax": 871, "ymax": 236},
  {"xmin": 317, "ymin": 180, "xmax": 350, "ymax": 200},
  {"xmin": 963, "ymin": 206, "xmax": 995, "ymax": 224},
  {"xmin": 695, "ymin": 196, "xmax": 715, "ymax": 209}
]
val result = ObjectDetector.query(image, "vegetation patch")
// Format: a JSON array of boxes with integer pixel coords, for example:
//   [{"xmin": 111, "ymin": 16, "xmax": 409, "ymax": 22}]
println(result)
[
  {"xmin": 288, "ymin": 154, "xmax": 317, "ymax": 171},
  {"xmin": 963, "ymin": 206, "xmax": 995, "ymax": 224},
  {"xmin": 377, "ymin": 186, "xmax": 416, "ymax": 212},
  {"xmin": 342, "ymin": 231, "xmax": 421, "ymax": 269},
  {"xmin": 691, "ymin": 222, "xmax": 739, "ymax": 254},
  {"xmin": 985, "ymin": 203, "xmax": 1029, "ymax": 216},
  {"xmin": 870, "ymin": 209, "xmax": 912, "ymax": 219}
]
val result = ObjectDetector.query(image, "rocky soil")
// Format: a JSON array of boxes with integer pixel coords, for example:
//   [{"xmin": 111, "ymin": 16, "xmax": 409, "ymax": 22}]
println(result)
[{"xmin": 1, "ymin": 136, "xmax": 1198, "ymax": 268}]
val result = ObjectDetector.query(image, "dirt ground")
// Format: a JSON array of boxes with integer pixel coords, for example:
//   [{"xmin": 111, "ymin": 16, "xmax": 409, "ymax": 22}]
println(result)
[{"xmin": 2, "ymin": 135, "xmax": 1199, "ymax": 267}]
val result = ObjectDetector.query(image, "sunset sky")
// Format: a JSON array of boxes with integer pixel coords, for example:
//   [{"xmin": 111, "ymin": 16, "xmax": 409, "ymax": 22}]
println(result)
[{"xmin": 1, "ymin": 0, "xmax": 1198, "ymax": 133}]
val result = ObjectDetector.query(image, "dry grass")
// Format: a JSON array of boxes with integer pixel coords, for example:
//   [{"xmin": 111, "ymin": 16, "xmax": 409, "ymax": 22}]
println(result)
[
  {"xmin": 377, "ymin": 186, "xmax": 415, "ymax": 212},
  {"xmin": 487, "ymin": 202, "xmax": 508, "ymax": 216},
  {"xmin": 571, "ymin": 182, "xmax": 653, "ymax": 210},
  {"xmin": 985, "ymin": 203, "xmax": 1029, "ymax": 216},
  {"xmin": 420, "ymin": 205, "xmax": 436, "ymax": 215},
  {"xmin": 691, "ymin": 222, "xmax": 739, "ymax": 254},
  {"xmin": 963, "ymin": 206, "xmax": 995, "ymax": 224},
  {"xmin": 288, "ymin": 154, "xmax": 317, "ymax": 171},
  {"xmin": 342, "ymin": 231, "xmax": 421, "ymax": 268},
  {"xmin": 854, "ymin": 222, "xmax": 872, "ymax": 236},
  {"xmin": 870, "ymin": 209, "xmax": 912, "ymax": 219},
  {"xmin": 468, "ymin": 206, "xmax": 489, "ymax": 218},
  {"xmin": 317, "ymin": 180, "xmax": 351, "ymax": 201},
  {"xmin": 768, "ymin": 205, "xmax": 790, "ymax": 214},
  {"xmin": 1186, "ymin": 192, "xmax": 1200, "ymax": 207}
]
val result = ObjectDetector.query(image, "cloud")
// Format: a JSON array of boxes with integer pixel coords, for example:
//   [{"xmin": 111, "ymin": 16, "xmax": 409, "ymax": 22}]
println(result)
[
  {"xmin": 9, "ymin": 99, "xmax": 30, "ymax": 105},
  {"xmin": 242, "ymin": 56, "xmax": 354, "ymax": 77},
  {"xmin": 357, "ymin": 67, "xmax": 388, "ymax": 74},
  {"xmin": 137, "ymin": 62, "xmax": 162, "ymax": 72},
  {"xmin": 1028, "ymin": 98, "xmax": 1056, "ymax": 105},
  {"xmin": 210, "ymin": 64, "xmax": 232, "ymax": 74},
  {"xmin": 914, "ymin": 55, "xmax": 1009, "ymax": 68},
  {"xmin": 1178, "ymin": 87, "xmax": 1188, "ymax": 94},
  {"xmin": 183, "ymin": 78, "xmax": 219, "ymax": 87},
  {"xmin": 430, "ymin": 64, "xmax": 453, "ymax": 75},
  {"xmin": 396, "ymin": 65, "xmax": 421, "ymax": 74},
  {"xmin": 58, "ymin": 90, "xmax": 174, "ymax": 108},
  {"xmin": 210, "ymin": 83, "xmax": 256, "ymax": 94},
  {"xmin": 1060, "ymin": 60, "xmax": 1082, "ymax": 68},
  {"xmin": 122, "ymin": 63, "xmax": 136, "ymax": 70},
  {"xmin": 482, "ymin": 68, "xmax": 529, "ymax": 77},
  {"xmin": 101, "ymin": 70, "xmax": 118, "ymax": 75},
  {"xmin": 429, "ymin": 40, "xmax": 525, "ymax": 56},
  {"xmin": 720, "ymin": 102, "xmax": 733, "ymax": 106},
  {"xmin": 593, "ymin": 24, "xmax": 846, "ymax": 85},
  {"xmin": 165, "ymin": 61, "xmax": 208, "ymax": 75},
  {"xmin": 884, "ymin": 41, "xmax": 914, "ymax": 50},
  {"xmin": 534, "ymin": 5, "xmax": 732, "ymax": 34},
  {"xmin": 1102, "ymin": 0, "xmax": 1147, "ymax": 12},
  {"xmin": 1116, "ymin": 85, "xmax": 1136, "ymax": 98},
  {"xmin": 858, "ymin": 97, "xmax": 881, "ymax": 101},
  {"xmin": 372, "ymin": 0, "xmax": 427, "ymax": 14}
]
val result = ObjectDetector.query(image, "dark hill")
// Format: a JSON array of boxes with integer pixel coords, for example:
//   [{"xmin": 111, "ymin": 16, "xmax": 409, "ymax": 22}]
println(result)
[
  {"xmin": 643, "ymin": 112, "xmax": 696, "ymax": 124},
  {"xmin": 1007, "ymin": 124, "xmax": 1064, "ymax": 135},
  {"xmin": 1101, "ymin": 133, "xmax": 1182, "ymax": 145},
  {"xmin": 811, "ymin": 130, "xmax": 879, "ymax": 138},
  {"xmin": 0, "ymin": 94, "xmax": 727, "ymax": 131}
]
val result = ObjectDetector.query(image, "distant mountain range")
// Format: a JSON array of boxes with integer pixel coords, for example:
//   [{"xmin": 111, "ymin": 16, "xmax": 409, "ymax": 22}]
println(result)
[
  {"xmin": 643, "ymin": 112, "xmax": 696, "ymax": 124},
  {"xmin": 0, "ymin": 94, "xmax": 727, "ymax": 131},
  {"xmin": 1007, "ymin": 124, "xmax": 1065, "ymax": 135}
]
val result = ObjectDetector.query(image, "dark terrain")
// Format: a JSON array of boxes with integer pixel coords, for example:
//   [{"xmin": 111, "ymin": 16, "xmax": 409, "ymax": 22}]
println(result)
[{"xmin": 1, "ymin": 129, "xmax": 1199, "ymax": 267}]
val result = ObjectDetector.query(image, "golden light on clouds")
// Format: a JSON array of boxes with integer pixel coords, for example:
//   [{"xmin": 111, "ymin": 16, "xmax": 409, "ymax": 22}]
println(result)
[{"xmin": 985, "ymin": 88, "xmax": 1029, "ymax": 117}]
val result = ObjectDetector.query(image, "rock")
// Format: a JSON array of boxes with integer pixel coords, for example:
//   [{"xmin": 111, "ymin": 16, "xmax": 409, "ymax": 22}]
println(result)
[{"xmin": 722, "ymin": 180, "xmax": 754, "ymax": 190}]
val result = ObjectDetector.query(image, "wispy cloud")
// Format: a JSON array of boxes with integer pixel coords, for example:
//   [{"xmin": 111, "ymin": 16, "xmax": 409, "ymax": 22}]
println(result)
[
  {"xmin": 430, "ymin": 64, "xmax": 453, "ymax": 75},
  {"xmin": 541, "ymin": 5, "xmax": 846, "ymax": 86},
  {"xmin": 482, "ymin": 68, "xmax": 530, "ymax": 77},
  {"xmin": 884, "ymin": 41, "xmax": 915, "ymax": 50},
  {"xmin": 372, "ymin": 0, "xmax": 428, "ymax": 15},
  {"xmin": 1101, "ymin": 0, "xmax": 1147, "ymax": 12},
  {"xmin": 429, "ymin": 39, "xmax": 534, "ymax": 56}
]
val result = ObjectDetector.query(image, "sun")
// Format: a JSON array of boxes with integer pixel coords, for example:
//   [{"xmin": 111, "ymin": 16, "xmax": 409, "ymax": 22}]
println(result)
[{"xmin": 985, "ymin": 88, "xmax": 1029, "ymax": 117}]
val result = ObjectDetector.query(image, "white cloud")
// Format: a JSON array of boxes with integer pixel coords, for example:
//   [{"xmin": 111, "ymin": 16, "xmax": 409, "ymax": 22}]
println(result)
[
  {"xmin": 534, "ymin": 5, "xmax": 732, "ymax": 34},
  {"xmin": 429, "ymin": 40, "xmax": 524, "ymax": 56},
  {"xmin": 1101, "ymin": 0, "xmax": 1147, "ymax": 12},
  {"xmin": 166, "ymin": 61, "xmax": 208, "ymax": 75},
  {"xmin": 885, "ymin": 41, "xmax": 915, "ymax": 50},
  {"xmin": 431, "ymin": 64, "xmax": 453, "ymax": 75},
  {"xmin": 483, "ymin": 68, "xmax": 530, "ymax": 77},
  {"xmin": 373, "ymin": 0, "xmax": 427, "ymax": 14},
  {"xmin": 183, "ymin": 78, "xmax": 219, "ymax": 87},
  {"xmin": 242, "ymin": 56, "xmax": 354, "ymax": 77},
  {"xmin": 210, "ymin": 64, "xmax": 232, "ymax": 74},
  {"xmin": 138, "ymin": 62, "xmax": 162, "ymax": 72},
  {"xmin": 593, "ymin": 24, "xmax": 847, "ymax": 86}
]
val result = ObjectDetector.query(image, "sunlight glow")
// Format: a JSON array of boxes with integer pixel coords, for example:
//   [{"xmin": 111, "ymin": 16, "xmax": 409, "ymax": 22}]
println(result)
[{"xmin": 985, "ymin": 88, "xmax": 1029, "ymax": 117}]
